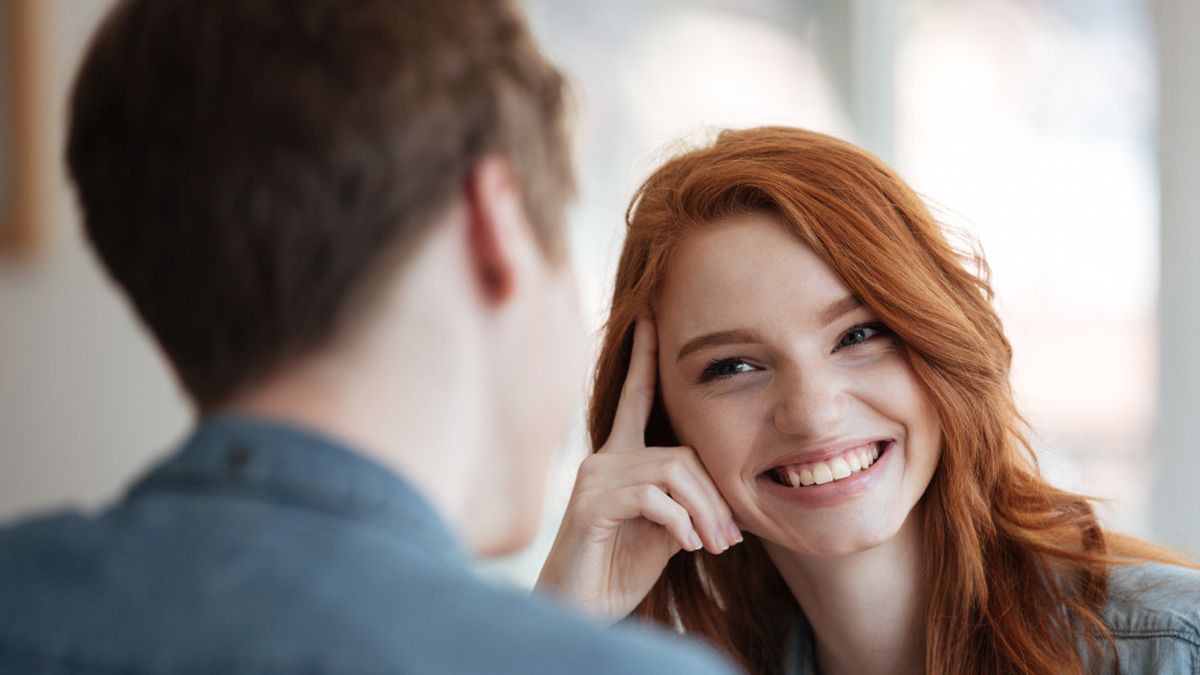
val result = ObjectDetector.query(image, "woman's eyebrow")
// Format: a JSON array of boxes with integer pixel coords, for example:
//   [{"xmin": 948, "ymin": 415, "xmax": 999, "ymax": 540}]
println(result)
[
  {"xmin": 675, "ymin": 329, "xmax": 762, "ymax": 363},
  {"xmin": 820, "ymin": 294, "xmax": 862, "ymax": 326},
  {"xmin": 674, "ymin": 296, "xmax": 861, "ymax": 363}
]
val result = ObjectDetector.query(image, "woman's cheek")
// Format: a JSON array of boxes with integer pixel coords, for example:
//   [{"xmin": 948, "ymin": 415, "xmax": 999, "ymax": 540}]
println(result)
[
  {"xmin": 849, "ymin": 354, "xmax": 942, "ymax": 465},
  {"xmin": 687, "ymin": 397, "xmax": 762, "ymax": 478},
  {"xmin": 845, "ymin": 351, "xmax": 921, "ymax": 403}
]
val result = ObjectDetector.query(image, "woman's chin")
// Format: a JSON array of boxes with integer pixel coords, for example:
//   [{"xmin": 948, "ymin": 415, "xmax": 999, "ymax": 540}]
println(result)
[{"xmin": 756, "ymin": 512, "xmax": 909, "ymax": 559}]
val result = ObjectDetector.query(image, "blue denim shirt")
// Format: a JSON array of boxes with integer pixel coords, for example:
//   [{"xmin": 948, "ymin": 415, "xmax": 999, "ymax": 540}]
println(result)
[
  {"xmin": 0, "ymin": 415, "xmax": 738, "ymax": 675},
  {"xmin": 782, "ymin": 562, "xmax": 1200, "ymax": 674}
]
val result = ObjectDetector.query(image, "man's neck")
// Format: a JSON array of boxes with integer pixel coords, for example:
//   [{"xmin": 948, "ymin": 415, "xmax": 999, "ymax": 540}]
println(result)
[
  {"xmin": 223, "ymin": 333, "xmax": 501, "ymax": 554},
  {"xmin": 764, "ymin": 513, "xmax": 926, "ymax": 675}
]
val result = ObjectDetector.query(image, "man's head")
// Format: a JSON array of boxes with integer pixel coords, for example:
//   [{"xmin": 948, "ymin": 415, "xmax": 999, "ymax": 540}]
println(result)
[
  {"xmin": 67, "ymin": 0, "xmax": 573, "ymax": 408},
  {"xmin": 66, "ymin": 0, "xmax": 583, "ymax": 554}
]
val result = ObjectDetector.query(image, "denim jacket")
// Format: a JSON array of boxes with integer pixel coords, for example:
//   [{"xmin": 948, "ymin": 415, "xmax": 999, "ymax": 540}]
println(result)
[
  {"xmin": 0, "ymin": 414, "xmax": 737, "ymax": 675},
  {"xmin": 783, "ymin": 562, "xmax": 1200, "ymax": 674}
]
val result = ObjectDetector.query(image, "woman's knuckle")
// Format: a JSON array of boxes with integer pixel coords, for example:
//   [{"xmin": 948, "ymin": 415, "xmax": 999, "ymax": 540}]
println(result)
[
  {"xmin": 662, "ymin": 457, "xmax": 687, "ymax": 481},
  {"xmin": 634, "ymin": 484, "xmax": 658, "ymax": 504}
]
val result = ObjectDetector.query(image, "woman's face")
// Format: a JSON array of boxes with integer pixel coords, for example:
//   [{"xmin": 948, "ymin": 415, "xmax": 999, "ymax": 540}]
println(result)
[{"xmin": 655, "ymin": 211, "xmax": 942, "ymax": 557}]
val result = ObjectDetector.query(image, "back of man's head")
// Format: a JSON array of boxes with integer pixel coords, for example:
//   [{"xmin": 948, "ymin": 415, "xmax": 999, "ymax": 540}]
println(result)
[{"xmin": 66, "ymin": 0, "xmax": 573, "ymax": 410}]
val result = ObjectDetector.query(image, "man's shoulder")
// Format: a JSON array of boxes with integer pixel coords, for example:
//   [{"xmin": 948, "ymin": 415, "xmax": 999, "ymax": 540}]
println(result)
[
  {"xmin": 0, "ymin": 504, "xmax": 737, "ymax": 675},
  {"xmin": 0, "ymin": 508, "xmax": 99, "ymax": 588},
  {"xmin": 343, "ymin": 561, "xmax": 738, "ymax": 674}
]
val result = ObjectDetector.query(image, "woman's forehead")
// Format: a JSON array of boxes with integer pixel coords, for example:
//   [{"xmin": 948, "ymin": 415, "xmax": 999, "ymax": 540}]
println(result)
[{"xmin": 656, "ymin": 212, "xmax": 853, "ymax": 337}]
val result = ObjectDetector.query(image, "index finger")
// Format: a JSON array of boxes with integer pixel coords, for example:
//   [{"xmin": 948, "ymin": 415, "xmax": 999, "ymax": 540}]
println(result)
[{"xmin": 606, "ymin": 315, "xmax": 659, "ymax": 451}]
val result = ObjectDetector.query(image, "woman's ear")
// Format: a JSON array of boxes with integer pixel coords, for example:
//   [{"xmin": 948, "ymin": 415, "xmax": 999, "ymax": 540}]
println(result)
[{"xmin": 463, "ymin": 154, "xmax": 529, "ymax": 306}]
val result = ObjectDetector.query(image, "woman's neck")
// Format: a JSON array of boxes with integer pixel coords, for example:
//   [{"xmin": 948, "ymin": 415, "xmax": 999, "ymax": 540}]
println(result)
[{"xmin": 764, "ymin": 512, "xmax": 926, "ymax": 675}]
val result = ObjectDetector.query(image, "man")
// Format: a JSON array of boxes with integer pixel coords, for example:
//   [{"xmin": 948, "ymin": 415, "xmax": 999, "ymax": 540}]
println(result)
[{"xmin": 0, "ymin": 1, "xmax": 737, "ymax": 673}]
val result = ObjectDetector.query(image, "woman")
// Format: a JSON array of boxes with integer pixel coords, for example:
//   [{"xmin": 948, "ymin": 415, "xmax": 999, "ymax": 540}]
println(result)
[{"xmin": 536, "ymin": 127, "xmax": 1200, "ymax": 674}]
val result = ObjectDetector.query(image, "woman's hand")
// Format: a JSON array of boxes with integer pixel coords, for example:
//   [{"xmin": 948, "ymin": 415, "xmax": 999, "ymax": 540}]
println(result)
[{"xmin": 535, "ymin": 316, "xmax": 742, "ymax": 623}]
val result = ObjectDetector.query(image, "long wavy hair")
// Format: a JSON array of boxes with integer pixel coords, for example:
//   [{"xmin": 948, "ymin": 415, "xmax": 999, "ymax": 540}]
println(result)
[{"xmin": 588, "ymin": 126, "xmax": 1182, "ymax": 674}]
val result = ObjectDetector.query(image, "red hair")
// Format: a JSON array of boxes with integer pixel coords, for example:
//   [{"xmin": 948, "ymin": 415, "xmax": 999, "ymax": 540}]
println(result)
[{"xmin": 588, "ymin": 127, "xmax": 1186, "ymax": 674}]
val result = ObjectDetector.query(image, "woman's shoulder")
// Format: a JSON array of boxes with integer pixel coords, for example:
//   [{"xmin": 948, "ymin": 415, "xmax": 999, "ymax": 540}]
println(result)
[{"xmin": 1103, "ymin": 562, "xmax": 1200, "ymax": 647}]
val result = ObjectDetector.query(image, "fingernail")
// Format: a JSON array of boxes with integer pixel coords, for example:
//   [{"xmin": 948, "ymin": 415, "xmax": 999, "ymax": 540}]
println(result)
[
  {"xmin": 726, "ymin": 521, "xmax": 743, "ymax": 545},
  {"xmin": 687, "ymin": 531, "xmax": 703, "ymax": 551}
]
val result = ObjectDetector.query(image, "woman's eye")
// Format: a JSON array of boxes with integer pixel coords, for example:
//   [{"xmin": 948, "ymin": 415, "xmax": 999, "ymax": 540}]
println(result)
[
  {"xmin": 699, "ymin": 358, "xmax": 756, "ymax": 382},
  {"xmin": 834, "ymin": 322, "xmax": 889, "ymax": 351}
]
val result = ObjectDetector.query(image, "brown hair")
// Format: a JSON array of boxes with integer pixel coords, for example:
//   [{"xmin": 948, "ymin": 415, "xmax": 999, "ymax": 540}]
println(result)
[
  {"xmin": 66, "ymin": 0, "xmax": 573, "ymax": 409},
  {"xmin": 589, "ymin": 126, "xmax": 1184, "ymax": 674}
]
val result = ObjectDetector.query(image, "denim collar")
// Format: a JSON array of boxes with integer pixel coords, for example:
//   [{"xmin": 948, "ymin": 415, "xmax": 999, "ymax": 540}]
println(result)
[{"xmin": 127, "ymin": 412, "xmax": 467, "ymax": 568}]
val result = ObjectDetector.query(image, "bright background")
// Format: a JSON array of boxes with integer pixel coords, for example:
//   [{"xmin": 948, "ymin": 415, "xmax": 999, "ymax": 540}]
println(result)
[{"xmin": 2, "ymin": 0, "xmax": 1198, "ymax": 588}]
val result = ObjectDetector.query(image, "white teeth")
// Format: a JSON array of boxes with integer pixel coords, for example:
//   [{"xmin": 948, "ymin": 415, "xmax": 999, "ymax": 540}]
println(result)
[
  {"xmin": 812, "ymin": 463, "xmax": 834, "ymax": 485},
  {"xmin": 859, "ymin": 448, "xmax": 873, "ymax": 468},
  {"xmin": 846, "ymin": 453, "xmax": 862, "ymax": 472},
  {"xmin": 830, "ymin": 457, "xmax": 851, "ymax": 480},
  {"xmin": 773, "ymin": 441, "xmax": 888, "ymax": 488}
]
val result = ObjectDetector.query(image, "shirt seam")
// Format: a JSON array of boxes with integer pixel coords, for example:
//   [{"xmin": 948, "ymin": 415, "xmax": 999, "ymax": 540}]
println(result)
[
  {"xmin": 126, "ymin": 479, "xmax": 463, "ymax": 569},
  {"xmin": 1109, "ymin": 627, "xmax": 1200, "ymax": 649}
]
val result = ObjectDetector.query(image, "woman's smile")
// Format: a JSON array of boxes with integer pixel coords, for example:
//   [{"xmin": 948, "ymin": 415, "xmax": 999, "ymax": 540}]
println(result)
[
  {"xmin": 755, "ymin": 439, "xmax": 897, "ymax": 509},
  {"xmin": 762, "ymin": 438, "xmax": 889, "ymax": 486}
]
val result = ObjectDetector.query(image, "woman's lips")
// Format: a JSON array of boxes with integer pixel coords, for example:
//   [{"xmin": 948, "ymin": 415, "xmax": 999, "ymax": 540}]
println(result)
[
  {"xmin": 766, "ymin": 440, "xmax": 888, "ymax": 488},
  {"xmin": 755, "ymin": 440, "xmax": 896, "ymax": 508}
]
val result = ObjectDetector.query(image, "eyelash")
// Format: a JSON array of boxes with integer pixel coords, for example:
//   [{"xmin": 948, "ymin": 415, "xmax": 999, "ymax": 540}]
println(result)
[
  {"xmin": 834, "ymin": 321, "xmax": 891, "ymax": 352},
  {"xmin": 697, "ymin": 322, "xmax": 892, "ymax": 383}
]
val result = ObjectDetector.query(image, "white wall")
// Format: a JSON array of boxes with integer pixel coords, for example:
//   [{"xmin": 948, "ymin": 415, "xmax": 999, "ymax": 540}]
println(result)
[{"xmin": 0, "ymin": 0, "xmax": 190, "ymax": 521}]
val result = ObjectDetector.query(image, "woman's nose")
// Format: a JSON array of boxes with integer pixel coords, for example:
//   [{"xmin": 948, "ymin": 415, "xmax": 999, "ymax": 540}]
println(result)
[{"xmin": 772, "ymin": 366, "xmax": 850, "ymax": 438}]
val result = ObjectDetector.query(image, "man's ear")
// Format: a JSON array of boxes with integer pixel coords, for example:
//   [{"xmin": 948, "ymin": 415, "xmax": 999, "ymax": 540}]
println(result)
[{"xmin": 464, "ymin": 155, "xmax": 527, "ymax": 306}]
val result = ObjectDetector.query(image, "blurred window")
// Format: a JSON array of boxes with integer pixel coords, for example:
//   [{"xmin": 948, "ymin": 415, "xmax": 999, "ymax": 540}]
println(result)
[{"xmin": 897, "ymin": 0, "xmax": 1156, "ymax": 535}]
